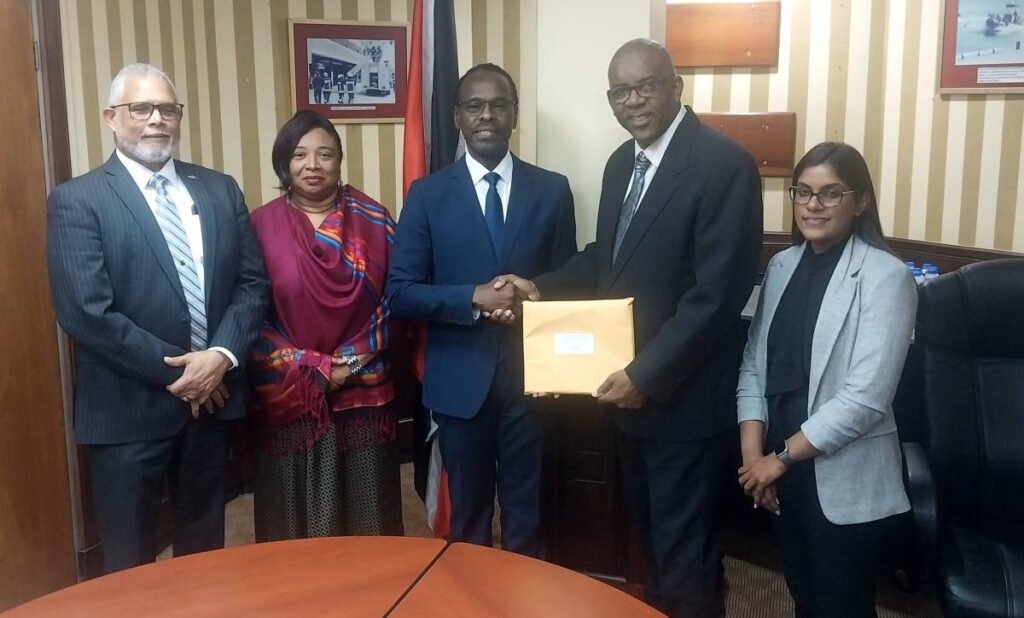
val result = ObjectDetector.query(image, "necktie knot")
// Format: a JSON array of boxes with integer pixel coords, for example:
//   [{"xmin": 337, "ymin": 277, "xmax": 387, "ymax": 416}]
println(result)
[
  {"xmin": 484, "ymin": 171, "xmax": 501, "ymax": 188},
  {"xmin": 148, "ymin": 173, "xmax": 170, "ymax": 192},
  {"xmin": 634, "ymin": 152, "xmax": 651, "ymax": 173}
]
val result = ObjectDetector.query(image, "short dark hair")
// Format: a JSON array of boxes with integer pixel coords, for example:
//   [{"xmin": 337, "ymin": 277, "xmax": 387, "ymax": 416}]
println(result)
[
  {"xmin": 271, "ymin": 110, "xmax": 343, "ymax": 191},
  {"xmin": 790, "ymin": 142, "xmax": 894, "ymax": 255},
  {"xmin": 455, "ymin": 63, "xmax": 519, "ymax": 105}
]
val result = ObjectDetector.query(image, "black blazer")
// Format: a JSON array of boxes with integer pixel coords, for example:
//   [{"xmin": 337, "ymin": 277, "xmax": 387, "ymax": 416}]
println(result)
[
  {"xmin": 46, "ymin": 154, "xmax": 269, "ymax": 444},
  {"xmin": 535, "ymin": 107, "xmax": 763, "ymax": 440},
  {"xmin": 387, "ymin": 156, "xmax": 577, "ymax": 418}
]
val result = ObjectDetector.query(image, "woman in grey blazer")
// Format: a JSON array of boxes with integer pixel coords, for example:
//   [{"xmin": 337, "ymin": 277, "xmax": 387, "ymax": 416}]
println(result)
[{"xmin": 736, "ymin": 142, "xmax": 916, "ymax": 617}]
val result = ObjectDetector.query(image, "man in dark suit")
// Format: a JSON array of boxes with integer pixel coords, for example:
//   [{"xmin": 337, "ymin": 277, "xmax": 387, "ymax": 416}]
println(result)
[
  {"xmin": 507, "ymin": 40, "xmax": 763, "ymax": 616},
  {"xmin": 387, "ymin": 63, "xmax": 576, "ymax": 557},
  {"xmin": 46, "ymin": 64, "xmax": 268, "ymax": 574}
]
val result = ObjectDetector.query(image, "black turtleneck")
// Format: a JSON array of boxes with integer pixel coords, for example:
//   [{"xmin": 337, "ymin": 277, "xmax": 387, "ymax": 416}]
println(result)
[{"xmin": 763, "ymin": 236, "xmax": 849, "ymax": 452}]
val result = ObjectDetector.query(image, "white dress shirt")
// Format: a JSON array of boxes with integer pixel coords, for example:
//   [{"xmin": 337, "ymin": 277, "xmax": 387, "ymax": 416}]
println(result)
[
  {"xmin": 115, "ymin": 149, "xmax": 237, "ymax": 368},
  {"xmin": 465, "ymin": 149, "xmax": 514, "ymax": 220},
  {"xmin": 623, "ymin": 107, "xmax": 687, "ymax": 209}
]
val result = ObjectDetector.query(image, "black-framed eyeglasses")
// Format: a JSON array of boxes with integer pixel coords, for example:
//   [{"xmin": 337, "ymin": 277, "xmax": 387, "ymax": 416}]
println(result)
[
  {"xmin": 606, "ymin": 76, "xmax": 672, "ymax": 104},
  {"xmin": 788, "ymin": 185, "xmax": 856, "ymax": 208},
  {"xmin": 456, "ymin": 97, "xmax": 517, "ymax": 117},
  {"xmin": 110, "ymin": 102, "xmax": 185, "ymax": 121}
]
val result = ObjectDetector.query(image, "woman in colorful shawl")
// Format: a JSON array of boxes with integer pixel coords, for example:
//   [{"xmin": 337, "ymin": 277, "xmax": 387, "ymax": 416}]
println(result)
[{"xmin": 248, "ymin": 110, "xmax": 403, "ymax": 540}]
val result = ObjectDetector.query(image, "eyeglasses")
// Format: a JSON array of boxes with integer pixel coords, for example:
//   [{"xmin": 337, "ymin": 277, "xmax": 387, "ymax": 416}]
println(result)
[
  {"xmin": 606, "ymin": 76, "xmax": 671, "ymax": 104},
  {"xmin": 110, "ymin": 102, "xmax": 185, "ymax": 121},
  {"xmin": 456, "ymin": 98, "xmax": 517, "ymax": 117},
  {"xmin": 788, "ymin": 185, "xmax": 856, "ymax": 208}
]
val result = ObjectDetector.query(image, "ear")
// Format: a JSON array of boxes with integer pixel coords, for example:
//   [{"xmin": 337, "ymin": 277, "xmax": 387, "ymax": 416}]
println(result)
[
  {"xmin": 102, "ymin": 108, "xmax": 117, "ymax": 132},
  {"xmin": 856, "ymin": 192, "xmax": 869, "ymax": 216},
  {"xmin": 672, "ymin": 74, "xmax": 684, "ymax": 101}
]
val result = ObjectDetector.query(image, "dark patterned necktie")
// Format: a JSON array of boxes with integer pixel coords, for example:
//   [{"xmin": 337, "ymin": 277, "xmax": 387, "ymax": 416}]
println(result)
[{"xmin": 612, "ymin": 151, "xmax": 651, "ymax": 263}]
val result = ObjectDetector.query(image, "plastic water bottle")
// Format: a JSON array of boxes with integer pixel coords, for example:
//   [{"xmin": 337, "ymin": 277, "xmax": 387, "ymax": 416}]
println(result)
[
  {"xmin": 912, "ymin": 267, "xmax": 924, "ymax": 284},
  {"xmin": 905, "ymin": 261, "xmax": 916, "ymax": 271},
  {"xmin": 924, "ymin": 265, "xmax": 939, "ymax": 280}
]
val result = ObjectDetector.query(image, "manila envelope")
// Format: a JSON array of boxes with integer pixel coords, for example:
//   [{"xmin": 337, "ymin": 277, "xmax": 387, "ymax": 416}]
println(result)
[{"xmin": 522, "ymin": 298, "xmax": 635, "ymax": 395}]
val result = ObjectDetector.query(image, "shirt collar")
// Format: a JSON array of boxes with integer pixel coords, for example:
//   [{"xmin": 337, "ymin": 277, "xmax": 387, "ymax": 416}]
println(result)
[
  {"xmin": 465, "ymin": 149, "xmax": 514, "ymax": 186},
  {"xmin": 115, "ymin": 149, "xmax": 179, "ymax": 192},
  {"xmin": 633, "ymin": 107, "xmax": 686, "ymax": 169}
]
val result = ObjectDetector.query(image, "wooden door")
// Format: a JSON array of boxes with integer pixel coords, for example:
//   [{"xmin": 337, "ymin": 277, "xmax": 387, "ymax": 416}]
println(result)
[{"xmin": 0, "ymin": 0, "xmax": 77, "ymax": 609}]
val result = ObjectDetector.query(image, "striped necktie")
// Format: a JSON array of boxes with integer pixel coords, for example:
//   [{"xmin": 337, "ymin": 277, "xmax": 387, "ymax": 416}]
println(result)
[
  {"xmin": 612, "ymin": 151, "xmax": 652, "ymax": 263},
  {"xmin": 148, "ymin": 174, "xmax": 207, "ymax": 351}
]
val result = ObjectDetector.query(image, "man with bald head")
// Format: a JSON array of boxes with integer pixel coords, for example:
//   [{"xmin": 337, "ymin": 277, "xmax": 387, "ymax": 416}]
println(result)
[{"xmin": 510, "ymin": 39, "xmax": 763, "ymax": 616}]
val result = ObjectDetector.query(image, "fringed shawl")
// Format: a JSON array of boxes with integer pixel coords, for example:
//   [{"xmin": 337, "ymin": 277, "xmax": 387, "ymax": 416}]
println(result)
[{"xmin": 248, "ymin": 186, "xmax": 396, "ymax": 454}]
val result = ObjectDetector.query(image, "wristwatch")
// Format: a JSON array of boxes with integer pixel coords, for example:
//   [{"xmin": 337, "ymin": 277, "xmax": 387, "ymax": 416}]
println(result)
[
  {"xmin": 775, "ymin": 441, "xmax": 795, "ymax": 467},
  {"xmin": 343, "ymin": 355, "xmax": 366, "ymax": 376}
]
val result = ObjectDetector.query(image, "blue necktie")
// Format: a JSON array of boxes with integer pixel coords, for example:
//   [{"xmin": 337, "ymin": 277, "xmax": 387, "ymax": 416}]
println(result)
[
  {"xmin": 612, "ymin": 151, "xmax": 652, "ymax": 263},
  {"xmin": 484, "ymin": 171, "xmax": 504, "ymax": 256},
  {"xmin": 149, "ymin": 174, "xmax": 207, "ymax": 351}
]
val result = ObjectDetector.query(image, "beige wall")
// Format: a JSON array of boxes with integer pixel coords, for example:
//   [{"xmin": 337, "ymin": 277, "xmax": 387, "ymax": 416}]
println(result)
[
  {"xmin": 59, "ymin": 0, "xmax": 533, "ymax": 216},
  {"xmin": 671, "ymin": 0, "xmax": 1024, "ymax": 252},
  {"xmin": 60, "ymin": 0, "xmax": 1024, "ymax": 251}
]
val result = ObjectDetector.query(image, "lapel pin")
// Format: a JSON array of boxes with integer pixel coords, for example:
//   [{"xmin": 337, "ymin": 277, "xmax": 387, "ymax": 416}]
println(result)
[{"xmin": 187, "ymin": 175, "xmax": 197, "ymax": 179}]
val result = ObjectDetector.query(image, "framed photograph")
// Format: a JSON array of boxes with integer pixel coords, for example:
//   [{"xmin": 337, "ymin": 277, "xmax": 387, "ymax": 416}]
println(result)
[
  {"xmin": 939, "ymin": 0, "xmax": 1024, "ymax": 93},
  {"xmin": 290, "ymin": 19, "xmax": 409, "ymax": 123}
]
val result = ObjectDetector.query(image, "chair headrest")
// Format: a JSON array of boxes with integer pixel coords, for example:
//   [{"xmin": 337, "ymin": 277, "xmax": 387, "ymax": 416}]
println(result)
[{"xmin": 916, "ymin": 258, "xmax": 1024, "ymax": 358}]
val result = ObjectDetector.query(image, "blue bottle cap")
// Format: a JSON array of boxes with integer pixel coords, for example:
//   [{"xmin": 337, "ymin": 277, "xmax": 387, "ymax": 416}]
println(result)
[{"xmin": 912, "ymin": 268, "xmax": 923, "ymax": 276}]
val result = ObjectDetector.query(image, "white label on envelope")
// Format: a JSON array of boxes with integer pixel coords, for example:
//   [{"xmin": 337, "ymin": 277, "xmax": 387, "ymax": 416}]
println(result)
[{"xmin": 554, "ymin": 333, "xmax": 595, "ymax": 355}]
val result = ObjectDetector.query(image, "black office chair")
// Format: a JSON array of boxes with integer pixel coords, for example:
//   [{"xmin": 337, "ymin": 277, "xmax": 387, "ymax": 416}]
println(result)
[{"xmin": 901, "ymin": 258, "xmax": 1024, "ymax": 617}]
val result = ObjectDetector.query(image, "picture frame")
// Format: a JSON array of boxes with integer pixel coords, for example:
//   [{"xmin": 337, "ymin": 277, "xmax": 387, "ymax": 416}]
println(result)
[
  {"xmin": 939, "ymin": 0, "xmax": 1024, "ymax": 94},
  {"xmin": 290, "ymin": 19, "xmax": 409, "ymax": 123}
]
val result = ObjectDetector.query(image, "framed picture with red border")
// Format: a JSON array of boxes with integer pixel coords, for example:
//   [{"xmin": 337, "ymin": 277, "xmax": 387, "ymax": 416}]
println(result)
[
  {"xmin": 939, "ymin": 0, "xmax": 1024, "ymax": 94},
  {"xmin": 290, "ymin": 19, "xmax": 409, "ymax": 122}
]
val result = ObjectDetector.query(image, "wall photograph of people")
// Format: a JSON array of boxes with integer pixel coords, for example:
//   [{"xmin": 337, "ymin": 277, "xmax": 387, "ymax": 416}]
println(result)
[{"xmin": 291, "ymin": 21, "xmax": 407, "ymax": 122}]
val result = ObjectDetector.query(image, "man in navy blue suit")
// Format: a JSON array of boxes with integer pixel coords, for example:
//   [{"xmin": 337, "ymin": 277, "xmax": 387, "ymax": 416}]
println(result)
[
  {"xmin": 47, "ymin": 64, "xmax": 267, "ymax": 573},
  {"xmin": 387, "ymin": 63, "xmax": 576, "ymax": 557}
]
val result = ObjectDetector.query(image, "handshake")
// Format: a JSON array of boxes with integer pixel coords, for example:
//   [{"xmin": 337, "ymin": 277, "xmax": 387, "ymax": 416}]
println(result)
[{"xmin": 472, "ymin": 274, "xmax": 541, "ymax": 324}]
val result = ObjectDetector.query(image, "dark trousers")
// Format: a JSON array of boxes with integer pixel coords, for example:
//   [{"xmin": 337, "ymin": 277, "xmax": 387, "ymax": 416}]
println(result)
[
  {"xmin": 433, "ymin": 359, "xmax": 543, "ymax": 558},
  {"xmin": 772, "ymin": 462, "xmax": 892, "ymax": 618},
  {"xmin": 88, "ymin": 415, "xmax": 230, "ymax": 574},
  {"xmin": 620, "ymin": 430, "xmax": 730, "ymax": 618}
]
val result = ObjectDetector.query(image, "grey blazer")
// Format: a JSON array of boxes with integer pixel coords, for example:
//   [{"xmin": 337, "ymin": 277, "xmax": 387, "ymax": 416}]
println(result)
[{"xmin": 737, "ymin": 235, "xmax": 915, "ymax": 525}]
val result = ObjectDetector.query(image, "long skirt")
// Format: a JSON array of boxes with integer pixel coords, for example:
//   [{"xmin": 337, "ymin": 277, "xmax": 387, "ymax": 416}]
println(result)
[{"xmin": 254, "ymin": 409, "xmax": 404, "ymax": 542}]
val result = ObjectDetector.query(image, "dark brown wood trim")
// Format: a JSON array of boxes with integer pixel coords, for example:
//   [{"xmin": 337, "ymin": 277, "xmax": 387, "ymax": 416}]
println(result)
[
  {"xmin": 37, "ymin": 0, "xmax": 71, "ymax": 186},
  {"xmin": 759, "ymin": 232, "xmax": 1022, "ymax": 278}
]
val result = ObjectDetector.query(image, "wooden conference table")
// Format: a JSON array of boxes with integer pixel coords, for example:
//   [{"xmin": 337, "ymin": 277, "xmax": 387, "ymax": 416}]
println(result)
[{"xmin": 5, "ymin": 537, "xmax": 664, "ymax": 617}]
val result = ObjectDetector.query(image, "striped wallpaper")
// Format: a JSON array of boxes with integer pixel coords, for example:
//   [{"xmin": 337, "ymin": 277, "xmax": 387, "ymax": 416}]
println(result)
[
  {"xmin": 59, "ymin": 0, "xmax": 1024, "ymax": 251},
  {"xmin": 59, "ymin": 0, "xmax": 534, "ymax": 217},
  {"xmin": 674, "ymin": 0, "xmax": 1024, "ymax": 252}
]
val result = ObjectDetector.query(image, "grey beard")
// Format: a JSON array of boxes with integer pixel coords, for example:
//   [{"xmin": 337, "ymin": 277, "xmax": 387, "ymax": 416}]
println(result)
[{"xmin": 116, "ymin": 136, "xmax": 175, "ymax": 166}]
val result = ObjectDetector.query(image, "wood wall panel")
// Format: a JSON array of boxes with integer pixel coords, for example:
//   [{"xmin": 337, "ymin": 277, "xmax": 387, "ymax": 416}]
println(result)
[
  {"xmin": 701, "ymin": 112, "xmax": 796, "ymax": 177},
  {"xmin": 667, "ymin": 1, "xmax": 781, "ymax": 68},
  {"xmin": 0, "ymin": 0, "xmax": 76, "ymax": 609}
]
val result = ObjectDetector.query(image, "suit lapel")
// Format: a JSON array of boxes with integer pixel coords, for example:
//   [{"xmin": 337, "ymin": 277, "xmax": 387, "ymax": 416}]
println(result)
[
  {"xmin": 597, "ymin": 147, "xmax": 632, "ymax": 285},
  {"xmin": 606, "ymin": 107, "xmax": 699, "ymax": 290},
  {"xmin": 756, "ymin": 245, "xmax": 803, "ymax": 382},
  {"xmin": 808, "ymin": 236, "xmax": 867, "ymax": 408},
  {"xmin": 178, "ymin": 166, "xmax": 217, "ymax": 305},
  {"xmin": 450, "ymin": 160, "xmax": 499, "ymax": 265},
  {"xmin": 103, "ymin": 154, "xmax": 186, "ymax": 303},
  {"xmin": 500, "ymin": 157, "xmax": 532, "ymax": 264}
]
